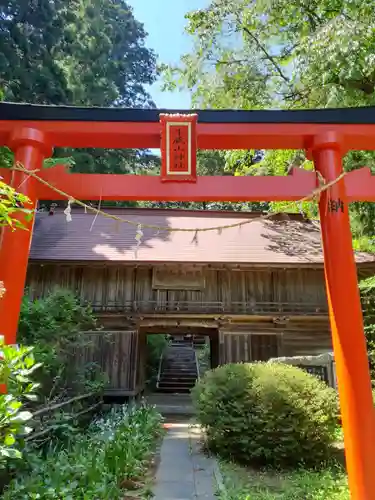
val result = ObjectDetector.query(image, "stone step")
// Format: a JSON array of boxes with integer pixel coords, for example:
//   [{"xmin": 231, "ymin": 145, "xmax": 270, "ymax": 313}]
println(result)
[
  {"xmin": 164, "ymin": 362, "xmax": 195, "ymax": 366},
  {"xmin": 159, "ymin": 377, "xmax": 197, "ymax": 384},
  {"xmin": 167, "ymin": 350, "xmax": 193, "ymax": 354},
  {"xmin": 162, "ymin": 366, "xmax": 196, "ymax": 371},
  {"xmin": 164, "ymin": 364, "xmax": 195, "ymax": 368},
  {"xmin": 163, "ymin": 363, "xmax": 196, "ymax": 369},
  {"xmin": 157, "ymin": 386, "xmax": 192, "ymax": 394},
  {"xmin": 159, "ymin": 345, "xmax": 198, "ymax": 395},
  {"xmin": 165, "ymin": 353, "xmax": 195, "ymax": 358},
  {"xmin": 161, "ymin": 371, "xmax": 197, "ymax": 377},
  {"xmin": 161, "ymin": 376, "xmax": 196, "ymax": 382},
  {"xmin": 165, "ymin": 351, "xmax": 195, "ymax": 354},
  {"xmin": 159, "ymin": 384, "xmax": 196, "ymax": 390},
  {"xmin": 164, "ymin": 366, "xmax": 196, "ymax": 370},
  {"xmin": 164, "ymin": 358, "xmax": 195, "ymax": 362},
  {"xmin": 161, "ymin": 369, "xmax": 197, "ymax": 375},
  {"xmin": 166, "ymin": 353, "xmax": 194, "ymax": 356},
  {"xmin": 168, "ymin": 344, "xmax": 194, "ymax": 348},
  {"xmin": 167, "ymin": 347, "xmax": 195, "ymax": 352},
  {"xmin": 164, "ymin": 359, "xmax": 195, "ymax": 364}
]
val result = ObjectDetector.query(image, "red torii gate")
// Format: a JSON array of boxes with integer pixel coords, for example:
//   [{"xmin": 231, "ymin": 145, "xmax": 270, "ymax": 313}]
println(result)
[{"xmin": 0, "ymin": 103, "xmax": 375, "ymax": 499}]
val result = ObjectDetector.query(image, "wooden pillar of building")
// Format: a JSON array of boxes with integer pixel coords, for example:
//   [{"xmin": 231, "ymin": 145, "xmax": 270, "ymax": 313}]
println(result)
[
  {"xmin": 312, "ymin": 132, "xmax": 375, "ymax": 500},
  {"xmin": 0, "ymin": 128, "xmax": 50, "ymax": 346}
]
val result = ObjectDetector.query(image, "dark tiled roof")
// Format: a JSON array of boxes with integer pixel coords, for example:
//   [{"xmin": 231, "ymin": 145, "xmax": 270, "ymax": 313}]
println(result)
[{"xmin": 29, "ymin": 208, "xmax": 375, "ymax": 265}]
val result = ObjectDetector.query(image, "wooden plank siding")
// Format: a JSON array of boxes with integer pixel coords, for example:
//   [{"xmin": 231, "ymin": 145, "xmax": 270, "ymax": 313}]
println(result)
[
  {"xmin": 75, "ymin": 330, "xmax": 143, "ymax": 396},
  {"xmin": 26, "ymin": 264, "xmax": 328, "ymax": 311},
  {"xmin": 219, "ymin": 323, "xmax": 332, "ymax": 365},
  {"xmin": 219, "ymin": 332, "xmax": 279, "ymax": 364}
]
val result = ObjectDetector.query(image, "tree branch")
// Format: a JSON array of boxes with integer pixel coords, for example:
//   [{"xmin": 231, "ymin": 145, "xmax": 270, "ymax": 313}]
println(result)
[
  {"xmin": 215, "ymin": 58, "xmax": 249, "ymax": 66},
  {"xmin": 240, "ymin": 25, "xmax": 290, "ymax": 84}
]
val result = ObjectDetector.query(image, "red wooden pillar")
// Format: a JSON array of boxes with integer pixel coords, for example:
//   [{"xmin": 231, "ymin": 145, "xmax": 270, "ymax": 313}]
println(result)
[
  {"xmin": 0, "ymin": 128, "xmax": 50, "ymax": 346},
  {"xmin": 312, "ymin": 132, "xmax": 375, "ymax": 500}
]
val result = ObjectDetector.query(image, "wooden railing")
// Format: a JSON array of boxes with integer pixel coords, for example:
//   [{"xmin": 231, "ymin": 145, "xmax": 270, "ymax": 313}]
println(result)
[
  {"xmin": 90, "ymin": 300, "xmax": 328, "ymax": 316},
  {"xmin": 194, "ymin": 350, "xmax": 200, "ymax": 381},
  {"xmin": 156, "ymin": 351, "xmax": 164, "ymax": 390}
]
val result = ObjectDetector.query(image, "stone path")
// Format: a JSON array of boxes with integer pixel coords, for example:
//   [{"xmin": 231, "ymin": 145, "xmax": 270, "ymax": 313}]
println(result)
[
  {"xmin": 146, "ymin": 393, "xmax": 194, "ymax": 416},
  {"xmin": 153, "ymin": 420, "xmax": 218, "ymax": 500}
]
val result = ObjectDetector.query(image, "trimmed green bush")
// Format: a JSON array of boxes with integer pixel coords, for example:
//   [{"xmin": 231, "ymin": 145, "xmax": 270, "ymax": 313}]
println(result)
[{"xmin": 192, "ymin": 362, "xmax": 339, "ymax": 467}]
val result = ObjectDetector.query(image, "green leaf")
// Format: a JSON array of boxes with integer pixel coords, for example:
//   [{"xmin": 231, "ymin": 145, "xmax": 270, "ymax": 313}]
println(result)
[
  {"xmin": 24, "ymin": 394, "xmax": 38, "ymax": 402},
  {"xmin": 9, "ymin": 411, "xmax": 32, "ymax": 423},
  {"xmin": 4, "ymin": 434, "xmax": 15, "ymax": 446},
  {"xmin": 0, "ymin": 447, "xmax": 22, "ymax": 459}
]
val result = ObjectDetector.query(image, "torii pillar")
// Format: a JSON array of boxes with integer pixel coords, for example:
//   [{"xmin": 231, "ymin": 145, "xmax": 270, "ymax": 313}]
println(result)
[
  {"xmin": 0, "ymin": 128, "xmax": 50, "ymax": 346},
  {"xmin": 311, "ymin": 132, "xmax": 375, "ymax": 499}
]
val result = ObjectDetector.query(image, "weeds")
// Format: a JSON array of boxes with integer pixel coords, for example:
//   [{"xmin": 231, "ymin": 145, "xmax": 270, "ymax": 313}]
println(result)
[
  {"xmin": 3, "ymin": 403, "xmax": 163, "ymax": 499},
  {"xmin": 219, "ymin": 461, "xmax": 349, "ymax": 500}
]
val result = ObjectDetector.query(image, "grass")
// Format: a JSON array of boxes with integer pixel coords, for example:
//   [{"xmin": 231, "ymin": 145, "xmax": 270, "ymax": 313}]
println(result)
[{"xmin": 219, "ymin": 461, "xmax": 349, "ymax": 500}]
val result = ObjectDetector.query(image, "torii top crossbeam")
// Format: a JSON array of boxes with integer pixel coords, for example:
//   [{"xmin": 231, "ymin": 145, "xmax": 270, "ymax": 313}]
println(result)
[
  {"xmin": 1, "ymin": 102, "xmax": 375, "ymax": 500},
  {"xmin": 1, "ymin": 103, "xmax": 375, "ymax": 202},
  {"xmin": 2, "ymin": 102, "xmax": 375, "ymax": 150}
]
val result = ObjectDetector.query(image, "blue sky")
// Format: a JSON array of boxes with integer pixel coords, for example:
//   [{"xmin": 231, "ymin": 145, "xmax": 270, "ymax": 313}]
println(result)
[{"xmin": 127, "ymin": 0, "xmax": 210, "ymax": 109}]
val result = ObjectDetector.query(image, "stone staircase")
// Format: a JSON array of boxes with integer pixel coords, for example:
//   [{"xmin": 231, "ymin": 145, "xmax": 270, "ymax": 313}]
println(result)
[
  {"xmin": 157, "ymin": 342, "xmax": 198, "ymax": 394},
  {"xmin": 171, "ymin": 335, "xmax": 206, "ymax": 348}
]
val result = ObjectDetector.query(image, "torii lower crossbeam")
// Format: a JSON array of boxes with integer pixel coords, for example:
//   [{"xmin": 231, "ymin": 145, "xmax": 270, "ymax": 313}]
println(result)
[{"xmin": 0, "ymin": 103, "xmax": 375, "ymax": 499}]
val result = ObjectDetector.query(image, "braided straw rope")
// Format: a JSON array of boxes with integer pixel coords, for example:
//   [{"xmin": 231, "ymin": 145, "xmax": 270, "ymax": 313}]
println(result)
[{"xmin": 12, "ymin": 163, "xmax": 345, "ymax": 234}]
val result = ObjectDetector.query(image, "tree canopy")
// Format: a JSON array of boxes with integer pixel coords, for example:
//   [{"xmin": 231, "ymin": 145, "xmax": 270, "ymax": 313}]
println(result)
[
  {"xmin": 0, "ymin": 0, "xmax": 158, "ymax": 175},
  {"xmin": 162, "ymin": 0, "xmax": 375, "ymax": 243},
  {"xmin": 164, "ymin": 0, "xmax": 375, "ymax": 110},
  {"xmin": 0, "ymin": 0, "xmax": 156, "ymax": 107}
]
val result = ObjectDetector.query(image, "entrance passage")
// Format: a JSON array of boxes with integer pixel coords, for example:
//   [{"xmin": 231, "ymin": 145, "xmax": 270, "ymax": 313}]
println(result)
[
  {"xmin": 148, "ymin": 329, "xmax": 217, "ymax": 393},
  {"xmin": 156, "ymin": 340, "xmax": 198, "ymax": 394}
]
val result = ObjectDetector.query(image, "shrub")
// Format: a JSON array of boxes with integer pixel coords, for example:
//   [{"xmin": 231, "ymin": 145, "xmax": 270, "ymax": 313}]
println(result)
[
  {"xmin": 197, "ymin": 343, "xmax": 211, "ymax": 377},
  {"xmin": 146, "ymin": 334, "xmax": 169, "ymax": 387},
  {"xmin": 359, "ymin": 276, "xmax": 375, "ymax": 381},
  {"xmin": 0, "ymin": 340, "xmax": 40, "ymax": 468},
  {"xmin": 18, "ymin": 288, "xmax": 103, "ymax": 399},
  {"xmin": 192, "ymin": 362, "xmax": 339, "ymax": 467}
]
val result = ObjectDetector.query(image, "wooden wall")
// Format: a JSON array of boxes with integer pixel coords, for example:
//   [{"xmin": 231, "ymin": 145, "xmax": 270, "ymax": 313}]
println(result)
[
  {"xmin": 219, "ymin": 332, "xmax": 279, "ymax": 364},
  {"xmin": 219, "ymin": 319, "xmax": 332, "ymax": 364},
  {"xmin": 76, "ymin": 326, "xmax": 332, "ymax": 394},
  {"xmin": 76, "ymin": 330, "xmax": 145, "ymax": 396},
  {"xmin": 26, "ymin": 263, "xmax": 327, "ymax": 308}
]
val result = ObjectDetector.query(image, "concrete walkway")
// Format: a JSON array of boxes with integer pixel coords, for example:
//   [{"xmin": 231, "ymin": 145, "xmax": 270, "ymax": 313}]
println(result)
[
  {"xmin": 153, "ymin": 420, "xmax": 217, "ymax": 500},
  {"xmin": 146, "ymin": 393, "xmax": 194, "ymax": 416}
]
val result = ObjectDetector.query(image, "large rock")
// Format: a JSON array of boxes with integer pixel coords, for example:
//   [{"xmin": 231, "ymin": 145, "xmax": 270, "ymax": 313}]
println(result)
[{"xmin": 268, "ymin": 352, "xmax": 336, "ymax": 388}]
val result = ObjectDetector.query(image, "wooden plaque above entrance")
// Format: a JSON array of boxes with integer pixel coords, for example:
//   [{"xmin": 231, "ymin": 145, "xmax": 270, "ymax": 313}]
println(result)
[
  {"xmin": 160, "ymin": 113, "xmax": 197, "ymax": 182},
  {"xmin": 152, "ymin": 268, "xmax": 204, "ymax": 290}
]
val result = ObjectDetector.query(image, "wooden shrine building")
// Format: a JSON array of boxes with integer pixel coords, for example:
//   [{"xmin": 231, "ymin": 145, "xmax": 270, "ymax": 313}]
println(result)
[{"xmin": 26, "ymin": 207, "xmax": 375, "ymax": 396}]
